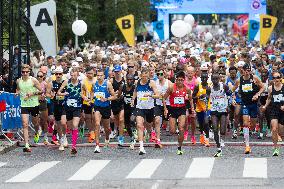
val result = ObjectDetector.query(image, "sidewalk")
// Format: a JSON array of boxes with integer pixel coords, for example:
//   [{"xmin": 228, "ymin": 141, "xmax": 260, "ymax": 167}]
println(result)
[{"xmin": 0, "ymin": 140, "xmax": 17, "ymax": 155}]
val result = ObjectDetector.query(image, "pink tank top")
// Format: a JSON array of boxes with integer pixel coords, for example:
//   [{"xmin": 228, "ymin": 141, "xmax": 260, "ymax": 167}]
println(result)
[{"xmin": 184, "ymin": 77, "xmax": 196, "ymax": 91}]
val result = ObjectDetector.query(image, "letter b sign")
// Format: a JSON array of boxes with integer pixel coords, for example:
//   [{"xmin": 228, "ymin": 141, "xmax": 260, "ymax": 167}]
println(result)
[
  {"xmin": 122, "ymin": 19, "xmax": 131, "ymax": 29},
  {"xmin": 263, "ymin": 18, "xmax": 272, "ymax": 28}
]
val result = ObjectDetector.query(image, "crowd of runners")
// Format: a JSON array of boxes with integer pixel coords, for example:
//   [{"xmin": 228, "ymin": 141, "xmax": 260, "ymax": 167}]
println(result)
[{"xmin": 14, "ymin": 35, "xmax": 284, "ymax": 157}]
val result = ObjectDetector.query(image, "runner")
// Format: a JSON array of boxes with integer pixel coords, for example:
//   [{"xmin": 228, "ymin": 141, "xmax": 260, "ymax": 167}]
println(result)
[
  {"xmin": 46, "ymin": 67, "xmax": 68, "ymax": 151},
  {"xmin": 232, "ymin": 63, "xmax": 264, "ymax": 154},
  {"xmin": 209, "ymin": 73, "xmax": 230, "ymax": 157},
  {"xmin": 262, "ymin": 71, "xmax": 284, "ymax": 156},
  {"xmin": 110, "ymin": 65, "xmax": 125, "ymax": 146},
  {"xmin": 57, "ymin": 69, "xmax": 82, "ymax": 155},
  {"xmin": 81, "ymin": 67, "xmax": 96, "ymax": 143},
  {"xmin": 16, "ymin": 64, "xmax": 43, "ymax": 152},
  {"xmin": 131, "ymin": 68, "xmax": 160, "ymax": 155},
  {"xmin": 93, "ymin": 69, "xmax": 116, "ymax": 153},
  {"xmin": 164, "ymin": 71, "xmax": 194, "ymax": 155}
]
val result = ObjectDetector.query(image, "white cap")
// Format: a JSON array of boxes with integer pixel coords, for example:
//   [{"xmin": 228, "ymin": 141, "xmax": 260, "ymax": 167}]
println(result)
[
  {"xmin": 237, "ymin": 61, "xmax": 245, "ymax": 67},
  {"xmin": 76, "ymin": 57, "xmax": 83, "ymax": 62},
  {"xmin": 171, "ymin": 51, "xmax": 178, "ymax": 55},
  {"xmin": 54, "ymin": 66, "xmax": 63, "ymax": 73},
  {"xmin": 170, "ymin": 43, "xmax": 177, "ymax": 47},
  {"xmin": 171, "ymin": 57, "xmax": 178, "ymax": 63},
  {"xmin": 72, "ymin": 61, "xmax": 80, "ymax": 68}
]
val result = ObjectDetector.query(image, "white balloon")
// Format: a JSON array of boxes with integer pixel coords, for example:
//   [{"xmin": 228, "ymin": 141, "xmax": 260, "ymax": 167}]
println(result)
[
  {"xmin": 185, "ymin": 23, "xmax": 192, "ymax": 34},
  {"xmin": 196, "ymin": 25, "xmax": 204, "ymax": 33},
  {"xmin": 171, "ymin": 20, "xmax": 188, "ymax": 38},
  {"xmin": 218, "ymin": 28, "xmax": 224, "ymax": 35},
  {"xmin": 184, "ymin": 14, "xmax": 195, "ymax": 26},
  {"xmin": 72, "ymin": 20, "xmax": 87, "ymax": 36},
  {"xmin": 205, "ymin": 32, "xmax": 213, "ymax": 41}
]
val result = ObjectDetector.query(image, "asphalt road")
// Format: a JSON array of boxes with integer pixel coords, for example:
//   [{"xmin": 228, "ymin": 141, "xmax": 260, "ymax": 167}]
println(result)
[{"xmin": 0, "ymin": 141, "xmax": 284, "ymax": 189}]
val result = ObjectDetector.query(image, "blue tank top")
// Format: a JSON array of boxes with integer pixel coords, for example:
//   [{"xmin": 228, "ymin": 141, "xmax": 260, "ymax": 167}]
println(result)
[
  {"xmin": 226, "ymin": 77, "xmax": 241, "ymax": 104},
  {"xmin": 94, "ymin": 80, "xmax": 110, "ymax": 107},
  {"xmin": 64, "ymin": 80, "xmax": 82, "ymax": 108},
  {"xmin": 136, "ymin": 80, "xmax": 155, "ymax": 109}
]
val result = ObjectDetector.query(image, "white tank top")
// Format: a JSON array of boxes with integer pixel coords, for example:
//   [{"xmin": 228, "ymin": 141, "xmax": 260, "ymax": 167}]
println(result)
[
  {"xmin": 155, "ymin": 79, "xmax": 170, "ymax": 106},
  {"xmin": 210, "ymin": 83, "xmax": 228, "ymax": 112},
  {"xmin": 136, "ymin": 80, "xmax": 155, "ymax": 109}
]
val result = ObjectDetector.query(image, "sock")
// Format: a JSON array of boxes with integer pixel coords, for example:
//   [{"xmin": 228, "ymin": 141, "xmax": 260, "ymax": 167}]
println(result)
[
  {"xmin": 217, "ymin": 148, "xmax": 221, "ymax": 152},
  {"xmin": 178, "ymin": 146, "xmax": 182, "ymax": 151},
  {"xmin": 71, "ymin": 129, "xmax": 79, "ymax": 149},
  {"xmin": 139, "ymin": 141, "xmax": 144, "ymax": 148},
  {"xmin": 44, "ymin": 132, "xmax": 48, "ymax": 141},
  {"xmin": 243, "ymin": 127, "xmax": 250, "ymax": 147}
]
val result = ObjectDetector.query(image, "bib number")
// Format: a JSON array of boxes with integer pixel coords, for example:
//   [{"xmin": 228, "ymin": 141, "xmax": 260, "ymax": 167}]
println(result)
[
  {"xmin": 95, "ymin": 92, "xmax": 105, "ymax": 100},
  {"xmin": 242, "ymin": 83, "xmax": 253, "ymax": 92},
  {"xmin": 174, "ymin": 97, "xmax": 184, "ymax": 105},
  {"xmin": 66, "ymin": 99, "xmax": 78, "ymax": 107}
]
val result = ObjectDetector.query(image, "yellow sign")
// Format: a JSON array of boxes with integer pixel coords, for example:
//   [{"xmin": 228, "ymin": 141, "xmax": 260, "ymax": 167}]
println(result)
[
  {"xmin": 260, "ymin": 14, "xmax": 277, "ymax": 46},
  {"xmin": 116, "ymin": 14, "xmax": 135, "ymax": 47}
]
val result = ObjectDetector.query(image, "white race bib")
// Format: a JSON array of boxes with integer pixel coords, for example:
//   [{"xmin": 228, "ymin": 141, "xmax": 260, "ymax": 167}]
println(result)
[
  {"xmin": 242, "ymin": 83, "xmax": 253, "ymax": 92},
  {"xmin": 124, "ymin": 97, "xmax": 132, "ymax": 104},
  {"xmin": 174, "ymin": 97, "xmax": 184, "ymax": 105},
  {"xmin": 66, "ymin": 99, "xmax": 78, "ymax": 107},
  {"xmin": 95, "ymin": 92, "xmax": 105, "ymax": 100}
]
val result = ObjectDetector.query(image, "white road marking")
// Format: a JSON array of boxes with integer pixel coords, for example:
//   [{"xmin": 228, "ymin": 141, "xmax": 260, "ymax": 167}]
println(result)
[
  {"xmin": 243, "ymin": 158, "xmax": 267, "ymax": 178},
  {"xmin": 185, "ymin": 158, "xmax": 215, "ymax": 178},
  {"xmin": 126, "ymin": 159, "xmax": 162, "ymax": 179}
]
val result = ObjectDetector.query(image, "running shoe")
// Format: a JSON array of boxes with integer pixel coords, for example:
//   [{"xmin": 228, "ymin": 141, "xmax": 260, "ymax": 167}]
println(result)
[
  {"xmin": 71, "ymin": 148, "xmax": 77, "ymax": 155},
  {"xmin": 150, "ymin": 131, "xmax": 156, "ymax": 143},
  {"xmin": 94, "ymin": 145, "xmax": 101, "ymax": 153},
  {"xmin": 258, "ymin": 132, "xmax": 264, "ymax": 140},
  {"xmin": 200, "ymin": 134, "xmax": 205, "ymax": 145},
  {"xmin": 23, "ymin": 147, "xmax": 32, "ymax": 153},
  {"xmin": 162, "ymin": 124, "xmax": 167, "ymax": 130},
  {"xmin": 191, "ymin": 135, "xmax": 196, "ymax": 145},
  {"xmin": 34, "ymin": 133, "xmax": 39, "ymax": 144},
  {"xmin": 59, "ymin": 144, "xmax": 64, "ymax": 151},
  {"xmin": 176, "ymin": 129, "xmax": 179, "ymax": 135},
  {"xmin": 220, "ymin": 139, "xmax": 225, "ymax": 148},
  {"xmin": 109, "ymin": 131, "xmax": 116, "ymax": 139},
  {"xmin": 118, "ymin": 136, "xmax": 124, "ymax": 146},
  {"xmin": 63, "ymin": 136, "xmax": 68, "ymax": 147},
  {"xmin": 43, "ymin": 139, "xmax": 49, "ymax": 145},
  {"xmin": 184, "ymin": 131, "xmax": 189, "ymax": 141},
  {"xmin": 155, "ymin": 140, "xmax": 163, "ymax": 148},
  {"xmin": 139, "ymin": 147, "xmax": 146, "ymax": 155},
  {"xmin": 232, "ymin": 130, "xmax": 238, "ymax": 139},
  {"xmin": 130, "ymin": 138, "xmax": 136, "ymax": 150},
  {"xmin": 205, "ymin": 139, "xmax": 210, "ymax": 147},
  {"xmin": 176, "ymin": 149, "xmax": 184, "ymax": 155},
  {"xmin": 209, "ymin": 130, "xmax": 214, "ymax": 139},
  {"xmin": 88, "ymin": 132, "xmax": 96, "ymax": 143},
  {"xmin": 245, "ymin": 146, "xmax": 251, "ymax": 154},
  {"xmin": 214, "ymin": 150, "xmax": 222, "ymax": 157},
  {"xmin": 51, "ymin": 139, "xmax": 59, "ymax": 145},
  {"xmin": 133, "ymin": 129, "xmax": 138, "ymax": 141},
  {"xmin": 273, "ymin": 148, "xmax": 280, "ymax": 156},
  {"xmin": 266, "ymin": 129, "xmax": 272, "ymax": 137}
]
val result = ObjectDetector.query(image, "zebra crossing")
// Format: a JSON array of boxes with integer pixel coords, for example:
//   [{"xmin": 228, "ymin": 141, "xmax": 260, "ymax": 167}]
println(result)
[{"xmin": 0, "ymin": 157, "xmax": 281, "ymax": 183}]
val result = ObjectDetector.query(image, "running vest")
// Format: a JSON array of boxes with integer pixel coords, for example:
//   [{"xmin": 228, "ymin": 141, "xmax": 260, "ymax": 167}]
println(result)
[
  {"xmin": 52, "ymin": 79, "xmax": 65, "ymax": 104},
  {"xmin": 259, "ymin": 80, "xmax": 269, "ymax": 105},
  {"xmin": 136, "ymin": 80, "xmax": 154, "ymax": 109},
  {"xmin": 196, "ymin": 84, "xmax": 210, "ymax": 112},
  {"xmin": 112, "ymin": 77, "xmax": 124, "ymax": 104},
  {"xmin": 226, "ymin": 77, "xmax": 241, "ymax": 103},
  {"xmin": 82, "ymin": 78, "xmax": 95, "ymax": 105},
  {"xmin": 39, "ymin": 81, "xmax": 47, "ymax": 102},
  {"xmin": 64, "ymin": 80, "xmax": 82, "ymax": 108},
  {"xmin": 122, "ymin": 84, "xmax": 135, "ymax": 107},
  {"xmin": 93, "ymin": 80, "xmax": 110, "ymax": 107},
  {"xmin": 169, "ymin": 83, "xmax": 187, "ymax": 108},
  {"xmin": 239, "ymin": 75, "xmax": 259, "ymax": 105},
  {"xmin": 19, "ymin": 77, "xmax": 39, "ymax": 107},
  {"xmin": 210, "ymin": 83, "xmax": 228, "ymax": 112},
  {"xmin": 184, "ymin": 77, "xmax": 197, "ymax": 91},
  {"xmin": 155, "ymin": 79, "xmax": 169, "ymax": 106},
  {"xmin": 271, "ymin": 84, "xmax": 284, "ymax": 108}
]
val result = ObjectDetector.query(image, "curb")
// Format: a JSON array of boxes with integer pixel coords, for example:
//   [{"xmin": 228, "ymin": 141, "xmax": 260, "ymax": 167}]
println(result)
[{"xmin": 0, "ymin": 141, "xmax": 17, "ymax": 155}]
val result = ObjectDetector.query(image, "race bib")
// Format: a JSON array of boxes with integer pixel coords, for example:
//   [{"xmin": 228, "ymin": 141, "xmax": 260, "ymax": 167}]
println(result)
[
  {"xmin": 124, "ymin": 97, "xmax": 132, "ymax": 104},
  {"xmin": 56, "ymin": 95, "xmax": 64, "ymax": 101},
  {"xmin": 273, "ymin": 94, "xmax": 284, "ymax": 103},
  {"xmin": 212, "ymin": 98, "xmax": 225, "ymax": 109},
  {"xmin": 174, "ymin": 97, "xmax": 184, "ymax": 105},
  {"xmin": 242, "ymin": 83, "xmax": 253, "ymax": 92},
  {"xmin": 95, "ymin": 92, "xmax": 105, "ymax": 100},
  {"xmin": 139, "ymin": 97, "xmax": 149, "ymax": 101},
  {"xmin": 66, "ymin": 99, "xmax": 78, "ymax": 107}
]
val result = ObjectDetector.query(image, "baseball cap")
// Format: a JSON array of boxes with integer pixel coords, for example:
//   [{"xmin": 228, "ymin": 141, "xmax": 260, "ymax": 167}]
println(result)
[
  {"xmin": 76, "ymin": 57, "xmax": 83, "ymax": 62},
  {"xmin": 113, "ymin": 65, "xmax": 122, "ymax": 72},
  {"xmin": 237, "ymin": 61, "xmax": 245, "ymax": 67},
  {"xmin": 72, "ymin": 62, "xmax": 80, "ymax": 68},
  {"xmin": 54, "ymin": 67, "xmax": 63, "ymax": 73}
]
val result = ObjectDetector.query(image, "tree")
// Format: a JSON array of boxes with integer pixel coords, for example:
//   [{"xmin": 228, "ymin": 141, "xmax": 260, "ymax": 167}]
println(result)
[{"xmin": 267, "ymin": 0, "xmax": 284, "ymax": 36}]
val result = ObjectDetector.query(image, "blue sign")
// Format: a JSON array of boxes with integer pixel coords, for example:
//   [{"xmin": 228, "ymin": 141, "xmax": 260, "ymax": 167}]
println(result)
[
  {"xmin": 0, "ymin": 93, "xmax": 22, "ymax": 129},
  {"xmin": 153, "ymin": 20, "xmax": 164, "ymax": 40},
  {"xmin": 248, "ymin": 20, "xmax": 259, "ymax": 41}
]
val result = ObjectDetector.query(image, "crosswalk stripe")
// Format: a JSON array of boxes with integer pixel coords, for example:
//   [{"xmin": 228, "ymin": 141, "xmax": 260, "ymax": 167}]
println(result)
[
  {"xmin": 126, "ymin": 159, "xmax": 162, "ymax": 179},
  {"xmin": 243, "ymin": 158, "xmax": 267, "ymax": 178},
  {"xmin": 185, "ymin": 158, "xmax": 215, "ymax": 178},
  {"xmin": 68, "ymin": 160, "xmax": 110, "ymax": 181},
  {"xmin": 0, "ymin": 162, "xmax": 7, "ymax": 167},
  {"xmin": 6, "ymin": 161, "xmax": 60, "ymax": 183}
]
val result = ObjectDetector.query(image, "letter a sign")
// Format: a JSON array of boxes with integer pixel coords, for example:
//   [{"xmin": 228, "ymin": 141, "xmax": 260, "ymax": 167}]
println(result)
[
  {"xmin": 260, "ymin": 14, "xmax": 277, "ymax": 46},
  {"xmin": 30, "ymin": 0, "xmax": 58, "ymax": 56},
  {"xmin": 116, "ymin": 14, "xmax": 135, "ymax": 47}
]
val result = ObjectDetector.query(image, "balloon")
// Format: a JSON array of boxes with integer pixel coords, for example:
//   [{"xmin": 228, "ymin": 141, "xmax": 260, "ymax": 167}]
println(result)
[
  {"xmin": 185, "ymin": 23, "xmax": 192, "ymax": 34},
  {"xmin": 72, "ymin": 20, "xmax": 87, "ymax": 36},
  {"xmin": 171, "ymin": 20, "xmax": 188, "ymax": 38},
  {"xmin": 196, "ymin": 25, "xmax": 204, "ymax": 33},
  {"xmin": 184, "ymin": 14, "xmax": 195, "ymax": 26},
  {"xmin": 218, "ymin": 28, "xmax": 224, "ymax": 35},
  {"xmin": 205, "ymin": 32, "xmax": 213, "ymax": 41}
]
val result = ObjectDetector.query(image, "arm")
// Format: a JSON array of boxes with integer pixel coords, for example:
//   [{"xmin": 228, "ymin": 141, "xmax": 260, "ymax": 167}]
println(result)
[
  {"xmin": 107, "ymin": 81, "xmax": 117, "ymax": 101},
  {"xmin": 254, "ymin": 76, "xmax": 265, "ymax": 96},
  {"xmin": 231, "ymin": 79, "xmax": 240, "ymax": 92},
  {"xmin": 32, "ymin": 78, "xmax": 43, "ymax": 96},
  {"xmin": 163, "ymin": 83, "xmax": 173, "ymax": 110},
  {"xmin": 187, "ymin": 88, "xmax": 194, "ymax": 111},
  {"xmin": 149, "ymin": 80, "xmax": 160, "ymax": 99},
  {"xmin": 57, "ymin": 80, "xmax": 68, "ymax": 96},
  {"xmin": 46, "ymin": 81, "xmax": 53, "ymax": 98},
  {"xmin": 192, "ymin": 84, "xmax": 199, "ymax": 101},
  {"xmin": 262, "ymin": 86, "xmax": 272, "ymax": 110}
]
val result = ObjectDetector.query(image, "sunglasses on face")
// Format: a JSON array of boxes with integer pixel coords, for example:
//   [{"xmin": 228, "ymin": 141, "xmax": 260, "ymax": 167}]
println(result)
[
  {"xmin": 157, "ymin": 73, "xmax": 163, "ymax": 76},
  {"xmin": 128, "ymin": 66, "xmax": 134, "ymax": 68},
  {"xmin": 37, "ymin": 75, "xmax": 44, "ymax": 78},
  {"xmin": 273, "ymin": 76, "xmax": 281, "ymax": 80},
  {"xmin": 245, "ymin": 69, "xmax": 251, "ymax": 72},
  {"xmin": 22, "ymin": 71, "xmax": 29, "ymax": 74},
  {"xmin": 55, "ymin": 73, "xmax": 62, "ymax": 76}
]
